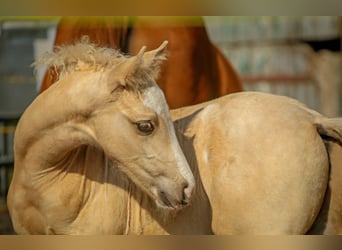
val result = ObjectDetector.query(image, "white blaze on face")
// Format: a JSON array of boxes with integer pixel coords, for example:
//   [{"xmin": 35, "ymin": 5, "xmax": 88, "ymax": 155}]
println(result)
[{"xmin": 142, "ymin": 84, "xmax": 195, "ymax": 187}]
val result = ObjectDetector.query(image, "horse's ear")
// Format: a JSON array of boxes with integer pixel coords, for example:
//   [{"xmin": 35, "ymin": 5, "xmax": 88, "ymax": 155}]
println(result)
[
  {"xmin": 107, "ymin": 41, "xmax": 167, "ymax": 92},
  {"xmin": 107, "ymin": 46, "xmax": 146, "ymax": 90},
  {"xmin": 141, "ymin": 40, "xmax": 168, "ymax": 79}
]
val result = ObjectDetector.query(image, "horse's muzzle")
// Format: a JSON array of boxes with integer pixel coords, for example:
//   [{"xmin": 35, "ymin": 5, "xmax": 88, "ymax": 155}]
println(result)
[{"xmin": 157, "ymin": 180, "xmax": 194, "ymax": 210}]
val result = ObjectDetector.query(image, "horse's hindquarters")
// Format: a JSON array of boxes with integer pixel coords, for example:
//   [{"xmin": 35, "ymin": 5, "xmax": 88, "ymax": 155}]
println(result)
[{"xmin": 186, "ymin": 92, "xmax": 329, "ymax": 234}]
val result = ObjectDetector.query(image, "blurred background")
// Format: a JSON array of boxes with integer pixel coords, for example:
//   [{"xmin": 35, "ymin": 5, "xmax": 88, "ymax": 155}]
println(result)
[{"xmin": 0, "ymin": 16, "xmax": 341, "ymax": 234}]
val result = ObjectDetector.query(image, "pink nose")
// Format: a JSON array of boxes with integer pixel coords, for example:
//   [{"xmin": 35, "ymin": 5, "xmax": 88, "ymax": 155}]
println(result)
[{"xmin": 181, "ymin": 181, "xmax": 194, "ymax": 205}]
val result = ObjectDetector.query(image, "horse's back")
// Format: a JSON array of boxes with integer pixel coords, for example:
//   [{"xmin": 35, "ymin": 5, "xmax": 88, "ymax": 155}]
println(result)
[{"xmin": 176, "ymin": 92, "xmax": 329, "ymax": 234}]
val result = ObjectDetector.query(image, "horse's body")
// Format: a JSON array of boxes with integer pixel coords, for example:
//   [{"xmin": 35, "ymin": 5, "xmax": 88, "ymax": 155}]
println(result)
[
  {"xmin": 172, "ymin": 92, "xmax": 342, "ymax": 234},
  {"xmin": 8, "ymin": 41, "xmax": 342, "ymax": 234},
  {"xmin": 39, "ymin": 16, "xmax": 242, "ymax": 108}
]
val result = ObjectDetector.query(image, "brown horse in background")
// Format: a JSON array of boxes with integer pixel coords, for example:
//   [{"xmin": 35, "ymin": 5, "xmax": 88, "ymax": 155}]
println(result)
[{"xmin": 39, "ymin": 16, "xmax": 242, "ymax": 108}]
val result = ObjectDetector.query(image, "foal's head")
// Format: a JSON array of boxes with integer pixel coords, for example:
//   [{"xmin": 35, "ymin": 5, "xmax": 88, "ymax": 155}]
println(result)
[{"xmin": 36, "ymin": 38, "xmax": 195, "ymax": 209}]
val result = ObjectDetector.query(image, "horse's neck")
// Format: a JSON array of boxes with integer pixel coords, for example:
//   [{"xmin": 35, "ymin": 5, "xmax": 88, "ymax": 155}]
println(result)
[
  {"xmin": 15, "ymin": 79, "xmax": 99, "ymax": 170},
  {"xmin": 13, "ymin": 86, "xmax": 166, "ymax": 234}
]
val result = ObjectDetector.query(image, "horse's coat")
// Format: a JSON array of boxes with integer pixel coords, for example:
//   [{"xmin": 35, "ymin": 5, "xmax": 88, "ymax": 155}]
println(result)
[{"xmin": 7, "ymin": 41, "xmax": 342, "ymax": 234}]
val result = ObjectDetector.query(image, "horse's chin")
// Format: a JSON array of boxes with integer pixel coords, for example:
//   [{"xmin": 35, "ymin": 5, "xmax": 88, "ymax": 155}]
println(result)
[
  {"xmin": 154, "ymin": 192, "xmax": 191, "ymax": 211},
  {"xmin": 155, "ymin": 200, "xmax": 186, "ymax": 211}
]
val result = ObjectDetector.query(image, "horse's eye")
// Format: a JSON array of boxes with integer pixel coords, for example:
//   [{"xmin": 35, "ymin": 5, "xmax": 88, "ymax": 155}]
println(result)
[{"xmin": 136, "ymin": 120, "xmax": 154, "ymax": 134}]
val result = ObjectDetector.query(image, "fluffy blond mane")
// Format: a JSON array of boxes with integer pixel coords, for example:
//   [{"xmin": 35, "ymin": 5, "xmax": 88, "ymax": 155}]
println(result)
[
  {"xmin": 34, "ymin": 36, "xmax": 168, "ymax": 92},
  {"xmin": 33, "ymin": 36, "xmax": 127, "ymax": 79}
]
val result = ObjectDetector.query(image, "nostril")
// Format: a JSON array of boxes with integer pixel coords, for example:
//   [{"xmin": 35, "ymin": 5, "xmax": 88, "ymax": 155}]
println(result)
[
  {"xmin": 181, "ymin": 181, "xmax": 193, "ymax": 205},
  {"xmin": 181, "ymin": 198, "xmax": 188, "ymax": 205}
]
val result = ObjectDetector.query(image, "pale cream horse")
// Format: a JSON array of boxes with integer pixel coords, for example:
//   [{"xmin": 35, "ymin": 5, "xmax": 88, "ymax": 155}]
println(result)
[
  {"xmin": 7, "ymin": 40, "xmax": 196, "ymax": 234},
  {"xmin": 7, "ymin": 40, "xmax": 342, "ymax": 234}
]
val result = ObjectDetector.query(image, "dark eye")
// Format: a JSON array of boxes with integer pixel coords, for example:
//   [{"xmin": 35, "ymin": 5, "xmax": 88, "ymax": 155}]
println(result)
[{"xmin": 136, "ymin": 120, "xmax": 154, "ymax": 135}]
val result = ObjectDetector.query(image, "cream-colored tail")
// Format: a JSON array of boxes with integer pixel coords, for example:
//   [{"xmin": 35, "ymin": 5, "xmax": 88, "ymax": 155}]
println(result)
[{"xmin": 316, "ymin": 118, "xmax": 342, "ymax": 146}]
